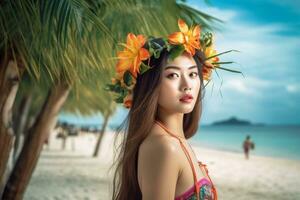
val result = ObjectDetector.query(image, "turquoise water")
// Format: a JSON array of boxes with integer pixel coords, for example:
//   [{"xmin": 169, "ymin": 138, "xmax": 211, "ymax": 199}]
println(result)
[
  {"xmin": 59, "ymin": 113, "xmax": 300, "ymax": 161},
  {"xmin": 189, "ymin": 125, "xmax": 300, "ymax": 160}
]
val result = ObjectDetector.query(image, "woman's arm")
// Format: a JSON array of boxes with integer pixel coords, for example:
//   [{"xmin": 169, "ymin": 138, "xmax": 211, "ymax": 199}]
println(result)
[{"xmin": 138, "ymin": 137, "xmax": 180, "ymax": 200}]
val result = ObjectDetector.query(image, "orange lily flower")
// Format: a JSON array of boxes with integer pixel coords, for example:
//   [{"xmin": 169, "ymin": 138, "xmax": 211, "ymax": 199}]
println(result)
[
  {"xmin": 116, "ymin": 33, "xmax": 150, "ymax": 78},
  {"xmin": 202, "ymin": 61, "xmax": 214, "ymax": 81},
  {"xmin": 202, "ymin": 44, "xmax": 220, "ymax": 80},
  {"xmin": 168, "ymin": 19, "xmax": 201, "ymax": 55},
  {"xmin": 123, "ymin": 93, "xmax": 133, "ymax": 109},
  {"xmin": 205, "ymin": 46, "xmax": 220, "ymax": 65}
]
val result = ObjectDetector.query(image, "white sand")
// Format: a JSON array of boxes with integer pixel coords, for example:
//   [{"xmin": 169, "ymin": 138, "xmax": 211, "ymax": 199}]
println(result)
[
  {"xmin": 24, "ymin": 130, "xmax": 300, "ymax": 200},
  {"xmin": 192, "ymin": 146, "xmax": 300, "ymax": 200}
]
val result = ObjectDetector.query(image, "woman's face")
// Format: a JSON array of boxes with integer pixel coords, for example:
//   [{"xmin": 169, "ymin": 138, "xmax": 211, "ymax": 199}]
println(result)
[{"xmin": 158, "ymin": 52, "xmax": 201, "ymax": 114}]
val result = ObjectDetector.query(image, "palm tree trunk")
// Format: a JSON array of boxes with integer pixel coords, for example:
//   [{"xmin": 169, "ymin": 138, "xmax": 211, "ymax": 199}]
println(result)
[
  {"xmin": 0, "ymin": 60, "xmax": 22, "ymax": 196},
  {"xmin": 13, "ymin": 93, "xmax": 32, "ymax": 164},
  {"xmin": 2, "ymin": 80, "xmax": 70, "ymax": 200},
  {"xmin": 93, "ymin": 112, "xmax": 110, "ymax": 157}
]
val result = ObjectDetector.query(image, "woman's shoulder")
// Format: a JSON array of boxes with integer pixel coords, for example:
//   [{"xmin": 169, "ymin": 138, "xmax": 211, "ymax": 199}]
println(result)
[
  {"xmin": 137, "ymin": 128, "xmax": 182, "ymax": 198},
  {"xmin": 139, "ymin": 127, "xmax": 180, "ymax": 156}
]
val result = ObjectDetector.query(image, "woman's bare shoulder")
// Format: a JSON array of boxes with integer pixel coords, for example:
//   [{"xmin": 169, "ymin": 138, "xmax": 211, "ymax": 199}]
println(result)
[
  {"xmin": 137, "ymin": 127, "xmax": 181, "ymax": 199},
  {"xmin": 139, "ymin": 126, "xmax": 179, "ymax": 155}
]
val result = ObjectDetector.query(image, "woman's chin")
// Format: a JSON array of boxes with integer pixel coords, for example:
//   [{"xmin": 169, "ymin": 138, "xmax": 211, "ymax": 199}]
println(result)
[{"xmin": 177, "ymin": 105, "xmax": 194, "ymax": 114}]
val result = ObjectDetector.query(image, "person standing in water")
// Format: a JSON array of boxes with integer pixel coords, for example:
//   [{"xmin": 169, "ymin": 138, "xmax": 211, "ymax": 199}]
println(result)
[
  {"xmin": 107, "ymin": 19, "xmax": 241, "ymax": 200},
  {"xmin": 243, "ymin": 135, "xmax": 255, "ymax": 160}
]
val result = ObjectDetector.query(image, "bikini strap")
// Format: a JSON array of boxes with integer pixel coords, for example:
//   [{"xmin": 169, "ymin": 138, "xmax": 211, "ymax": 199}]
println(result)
[
  {"xmin": 185, "ymin": 140, "xmax": 218, "ymax": 199},
  {"xmin": 154, "ymin": 121, "xmax": 200, "ymax": 200},
  {"xmin": 198, "ymin": 161, "xmax": 218, "ymax": 200}
]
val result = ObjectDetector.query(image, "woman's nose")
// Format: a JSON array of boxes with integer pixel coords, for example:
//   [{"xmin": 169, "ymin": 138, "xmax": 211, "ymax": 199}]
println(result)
[
  {"xmin": 181, "ymin": 74, "xmax": 192, "ymax": 92},
  {"xmin": 183, "ymin": 87, "xmax": 191, "ymax": 92}
]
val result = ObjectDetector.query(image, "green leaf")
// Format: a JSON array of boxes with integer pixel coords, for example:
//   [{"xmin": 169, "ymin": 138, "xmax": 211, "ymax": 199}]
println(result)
[
  {"xmin": 205, "ymin": 50, "xmax": 240, "ymax": 60},
  {"xmin": 162, "ymin": 38, "xmax": 172, "ymax": 51},
  {"xmin": 168, "ymin": 45, "xmax": 185, "ymax": 61},
  {"xmin": 217, "ymin": 66, "xmax": 242, "ymax": 74},
  {"xmin": 201, "ymin": 32, "xmax": 213, "ymax": 47},
  {"xmin": 212, "ymin": 61, "xmax": 234, "ymax": 65},
  {"xmin": 104, "ymin": 83, "xmax": 115, "ymax": 91},
  {"xmin": 148, "ymin": 40, "xmax": 164, "ymax": 59},
  {"xmin": 115, "ymin": 85, "xmax": 123, "ymax": 93},
  {"xmin": 123, "ymin": 70, "xmax": 133, "ymax": 86},
  {"xmin": 114, "ymin": 96, "xmax": 124, "ymax": 103},
  {"xmin": 152, "ymin": 41, "xmax": 163, "ymax": 49},
  {"xmin": 153, "ymin": 49, "xmax": 162, "ymax": 59},
  {"xmin": 140, "ymin": 62, "xmax": 151, "ymax": 74},
  {"xmin": 120, "ymin": 87, "xmax": 128, "ymax": 97}
]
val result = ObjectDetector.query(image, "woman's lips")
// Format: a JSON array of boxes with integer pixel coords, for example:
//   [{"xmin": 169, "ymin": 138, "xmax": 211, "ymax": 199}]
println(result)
[{"xmin": 179, "ymin": 95, "xmax": 193, "ymax": 103}]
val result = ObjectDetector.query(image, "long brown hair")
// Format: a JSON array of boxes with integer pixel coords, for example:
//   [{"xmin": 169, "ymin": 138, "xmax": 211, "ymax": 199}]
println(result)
[{"xmin": 110, "ymin": 38, "xmax": 206, "ymax": 200}]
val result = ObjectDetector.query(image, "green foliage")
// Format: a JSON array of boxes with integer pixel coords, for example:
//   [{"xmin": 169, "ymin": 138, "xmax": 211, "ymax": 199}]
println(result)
[
  {"xmin": 1, "ymin": 0, "xmax": 222, "ymax": 116},
  {"xmin": 123, "ymin": 71, "xmax": 134, "ymax": 87},
  {"xmin": 168, "ymin": 45, "xmax": 185, "ymax": 61}
]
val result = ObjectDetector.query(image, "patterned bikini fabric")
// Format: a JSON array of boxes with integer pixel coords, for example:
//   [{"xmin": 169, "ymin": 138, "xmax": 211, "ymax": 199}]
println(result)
[{"xmin": 175, "ymin": 178, "xmax": 215, "ymax": 200}]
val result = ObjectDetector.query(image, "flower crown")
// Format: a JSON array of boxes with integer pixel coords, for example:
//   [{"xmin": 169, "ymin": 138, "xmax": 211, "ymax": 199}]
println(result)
[{"xmin": 105, "ymin": 19, "xmax": 241, "ymax": 109}]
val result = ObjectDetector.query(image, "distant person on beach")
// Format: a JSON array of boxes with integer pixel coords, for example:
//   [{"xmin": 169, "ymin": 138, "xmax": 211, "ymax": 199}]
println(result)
[
  {"xmin": 243, "ymin": 135, "xmax": 255, "ymax": 160},
  {"xmin": 106, "ymin": 19, "xmax": 243, "ymax": 200},
  {"xmin": 56, "ymin": 123, "xmax": 68, "ymax": 150},
  {"xmin": 44, "ymin": 136, "xmax": 50, "ymax": 150}
]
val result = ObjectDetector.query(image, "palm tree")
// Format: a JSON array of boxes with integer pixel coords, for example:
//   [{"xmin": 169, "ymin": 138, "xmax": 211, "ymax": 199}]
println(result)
[
  {"xmin": 61, "ymin": 65, "xmax": 116, "ymax": 157},
  {"xmin": 0, "ymin": 0, "xmax": 221, "ymax": 199},
  {"xmin": 0, "ymin": 1, "xmax": 111, "ymax": 198}
]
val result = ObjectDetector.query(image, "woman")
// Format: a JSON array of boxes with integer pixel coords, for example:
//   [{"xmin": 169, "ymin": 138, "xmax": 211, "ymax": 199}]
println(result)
[{"xmin": 108, "ymin": 19, "xmax": 221, "ymax": 200}]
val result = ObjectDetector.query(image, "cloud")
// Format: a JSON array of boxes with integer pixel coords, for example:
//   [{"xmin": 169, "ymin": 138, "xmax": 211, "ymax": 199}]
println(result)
[
  {"xmin": 190, "ymin": 4, "xmax": 300, "ymax": 124},
  {"xmin": 286, "ymin": 84, "xmax": 300, "ymax": 94},
  {"xmin": 197, "ymin": 6, "xmax": 238, "ymax": 22},
  {"xmin": 194, "ymin": 6, "xmax": 300, "ymax": 64},
  {"xmin": 194, "ymin": 5, "xmax": 300, "ymax": 82},
  {"xmin": 220, "ymin": 76, "xmax": 273, "ymax": 96}
]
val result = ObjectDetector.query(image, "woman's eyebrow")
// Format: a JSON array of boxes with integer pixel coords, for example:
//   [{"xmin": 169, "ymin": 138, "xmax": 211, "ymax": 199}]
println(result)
[{"xmin": 164, "ymin": 65, "xmax": 197, "ymax": 70}]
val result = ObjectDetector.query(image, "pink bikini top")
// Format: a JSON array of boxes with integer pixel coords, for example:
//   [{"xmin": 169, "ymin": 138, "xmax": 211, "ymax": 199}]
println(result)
[{"xmin": 155, "ymin": 120, "xmax": 218, "ymax": 200}]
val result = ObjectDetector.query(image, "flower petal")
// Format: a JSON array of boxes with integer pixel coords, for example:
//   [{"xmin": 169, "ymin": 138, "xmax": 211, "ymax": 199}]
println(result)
[
  {"xmin": 123, "ymin": 99, "xmax": 132, "ymax": 108},
  {"xmin": 168, "ymin": 32, "xmax": 185, "ymax": 44},
  {"xmin": 202, "ymin": 66, "xmax": 212, "ymax": 80},
  {"xmin": 117, "ymin": 50, "xmax": 132, "ymax": 59},
  {"xmin": 178, "ymin": 19, "xmax": 189, "ymax": 34},
  {"xmin": 131, "ymin": 56, "xmax": 141, "ymax": 78},
  {"xmin": 116, "ymin": 58, "xmax": 132, "ymax": 73},
  {"xmin": 127, "ymin": 33, "xmax": 136, "ymax": 47},
  {"xmin": 139, "ymin": 48, "xmax": 150, "ymax": 60},
  {"xmin": 184, "ymin": 44, "xmax": 195, "ymax": 55},
  {"xmin": 192, "ymin": 25, "xmax": 201, "ymax": 38},
  {"xmin": 137, "ymin": 34, "xmax": 147, "ymax": 47},
  {"xmin": 190, "ymin": 39, "xmax": 201, "ymax": 49},
  {"xmin": 189, "ymin": 46, "xmax": 195, "ymax": 56}
]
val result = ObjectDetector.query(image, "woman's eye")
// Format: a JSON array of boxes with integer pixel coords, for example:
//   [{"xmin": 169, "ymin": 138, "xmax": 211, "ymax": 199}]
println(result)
[
  {"xmin": 190, "ymin": 72, "xmax": 198, "ymax": 77},
  {"xmin": 167, "ymin": 73, "xmax": 179, "ymax": 79}
]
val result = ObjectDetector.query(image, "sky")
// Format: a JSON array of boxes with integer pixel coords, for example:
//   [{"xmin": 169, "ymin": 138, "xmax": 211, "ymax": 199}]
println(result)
[
  {"xmin": 188, "ymin": 0, "xmax": 300, "ymax": 125},
  {"xmin": 59, "ymin": 0, "xmax": 300, "ymax": 126}
]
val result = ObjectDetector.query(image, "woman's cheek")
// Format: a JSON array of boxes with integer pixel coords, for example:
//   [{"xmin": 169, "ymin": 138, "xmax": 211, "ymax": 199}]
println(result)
[
  {"xmin": 162, "ymin": 81, "xmax": 178, "ymax": 98},
  {"xmin": 158, "ymin": 81, "xmax": 178, "ymax": 107}
]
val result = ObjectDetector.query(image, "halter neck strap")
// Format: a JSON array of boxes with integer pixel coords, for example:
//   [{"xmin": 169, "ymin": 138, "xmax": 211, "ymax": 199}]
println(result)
[{"xmin": 154, "ymin": 120, "xmax": 200, "ymax": 199}]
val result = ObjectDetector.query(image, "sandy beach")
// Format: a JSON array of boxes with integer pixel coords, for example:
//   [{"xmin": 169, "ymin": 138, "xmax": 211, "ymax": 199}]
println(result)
[{"xmin": 22, "ymin": 130, "xmax": 300, "ymax": 200}]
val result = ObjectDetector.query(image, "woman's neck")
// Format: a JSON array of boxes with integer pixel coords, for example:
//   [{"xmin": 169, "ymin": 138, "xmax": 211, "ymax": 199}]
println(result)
[{"xmin": 156, "ymin": 108, "xmax": 185, "ymax": 139}]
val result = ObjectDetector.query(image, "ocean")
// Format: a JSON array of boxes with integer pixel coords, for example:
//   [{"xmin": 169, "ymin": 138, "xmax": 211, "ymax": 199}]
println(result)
[
  {"xmin": 58, "ymin": 112, "xmax": 300, "ymax": 161},
  {"xmin": 190, "ymin": 125, "xmax": 300, "ymax": 160}
]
